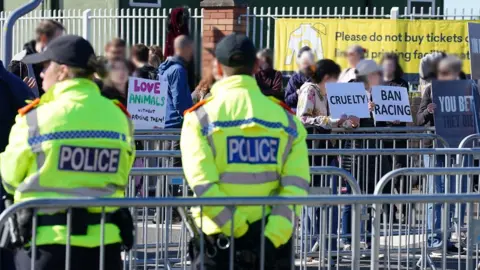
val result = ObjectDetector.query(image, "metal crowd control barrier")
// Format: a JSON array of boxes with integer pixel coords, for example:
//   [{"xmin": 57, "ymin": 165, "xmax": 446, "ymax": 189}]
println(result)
[
  {"xmin": 133, "ymin": 127, "xmax": 436, "ymax": 135},
  {"xmin": 459, "ymin": 134, "xmax": 480, "ymax": 149},
  {"xmin": 128, "ymin": 166, "xmax": 363, "ymax": 269},
  {"xmin": 2, "ymin": 194, "xmax": 480, "ymax": 270},
  {"xmin": 372, "ymin": 168, "xmax": 480, "ymax": 270}
]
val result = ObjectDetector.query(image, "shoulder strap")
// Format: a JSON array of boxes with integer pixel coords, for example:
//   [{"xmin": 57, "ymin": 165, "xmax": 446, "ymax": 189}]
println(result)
[
  {"xmin": 268, "ymin": 96, "xmax": 295, "ymax": 115},
  {"xmin": 184, "ymin": 97, "xmax": 213, "ymax": 115},
  {"xmin": 18, "ymin": 98, "xmax": 40, "ymax": 116},
  {"xmin": 113, "ymin": 100, "xmax": 131, "ymax": 118}
]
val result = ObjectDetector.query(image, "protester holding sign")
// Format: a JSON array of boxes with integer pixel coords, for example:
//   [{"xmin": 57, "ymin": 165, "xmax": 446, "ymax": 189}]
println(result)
[
  {"xmin": 297, "ymin": 60, "xmax": 359, "ymax": 130},
  {"xmin": 417, "ymin": 55, "xmax": 468, "ymax": 251},
  {"xmin": 341, "ymin": 59, "xmax": 383, "ymax": 251},
  {"xmin": 296, "ymin": 59, "xmax": 356, "ymax": 253}
]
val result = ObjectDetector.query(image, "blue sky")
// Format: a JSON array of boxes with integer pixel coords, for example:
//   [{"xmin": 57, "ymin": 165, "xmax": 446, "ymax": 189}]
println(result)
[{"xmin": 445, "ymin": 0, "xmax": 480, "ymax": 16}]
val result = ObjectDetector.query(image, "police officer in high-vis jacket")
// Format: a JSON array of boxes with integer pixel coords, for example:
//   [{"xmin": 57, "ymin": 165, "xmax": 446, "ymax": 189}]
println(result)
[
  {"xmin": 0, "ymin": 35, "xmax": 135, "ymax": 270},
  {"xmin": 181, "ymin": 33, "xmax": 310, "ymax": 269}
]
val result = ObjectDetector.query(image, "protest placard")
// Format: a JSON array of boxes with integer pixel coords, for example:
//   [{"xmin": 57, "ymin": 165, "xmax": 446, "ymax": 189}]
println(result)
[
  {"xmin": 468, "ymin": 23, "xmax": 480, "ymax": 81},
  {"xmin": 126, "ymin": 77, "xmax": 167, "ymax": 129},
  {"xmin": 371, "ymin": 86, "xmax": 412, "ymax": 122},
  {"xmin": 325, "ymin": 82, "xmax": 370, "ymax": 119},
  {"xmin": 432, "ymin": 80, "xmax": 480, "ymax": 147}
]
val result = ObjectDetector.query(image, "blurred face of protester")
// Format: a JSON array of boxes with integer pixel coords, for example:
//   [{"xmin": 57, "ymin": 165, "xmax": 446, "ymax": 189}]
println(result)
[
  {"xmin": 257, "ymin": 52, "xmax": 273, "ymax": 71},
  {"xmin": 367, "ymin": 71, "xmax": 382, "ymax": 87},
  {"xmin": 437, "ymin": 68, "xmax": 457, "ymax": 81},
  {"xmin": 347, "ymin": 51, "xmax": 361, "ymax": 68},
  {"xmin": 382, "ymin": 59, "xmax": 396, "ymax": 79},
  {"xmin": 106, "ymin": 44, "xmax": 126, "ymax": 62},
  {"xmin": 41, "ymin": 61, "xmax": 68, "ymax": 91},
  {"xmin": 298, "ymin": 52, "xmax": 314, "ymax": 76},
  {"xmin": 179, "ymin": 43, "xmax": 194, "ymax": 62},
  {"xmin": 109, "ymin": 60, "xmax": 129, "ymax": 88},
  {"xmin": 437, "ymin": 57, "xmax": 461, "ymax": 81}
]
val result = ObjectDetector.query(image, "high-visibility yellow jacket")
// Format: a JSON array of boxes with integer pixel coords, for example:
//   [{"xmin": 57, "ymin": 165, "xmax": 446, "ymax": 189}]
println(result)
[
  {"xmin": 180, "ymin": 75, "xmax": 310, "ymax": 248},
  {"xmin": 0, "ymin": 78, "xmax": 135, "ymax": 247}
]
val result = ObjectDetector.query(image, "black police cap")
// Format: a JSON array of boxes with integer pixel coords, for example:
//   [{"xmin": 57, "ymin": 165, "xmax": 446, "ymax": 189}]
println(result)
[{"xmin": 215, "ymin": 33, "xmax": 257, "ymax": 68}]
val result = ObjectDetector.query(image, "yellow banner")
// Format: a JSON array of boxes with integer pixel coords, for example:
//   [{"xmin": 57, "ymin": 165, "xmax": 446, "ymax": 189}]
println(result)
[{"xmin": 274, "ymin": 19, "xmax": 479, "ymax": 75}]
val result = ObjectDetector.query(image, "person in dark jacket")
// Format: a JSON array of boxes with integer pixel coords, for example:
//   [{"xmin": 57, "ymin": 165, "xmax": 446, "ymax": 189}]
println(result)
[
  {"xmin": 0, "ymin": 61, "xmax": 36, "ymax": 152},
  {"xmin": 379, "ymin": 53, "xmax": 411, "ymax": 222},
  {"xmin": 0, "ymin": 61, "xmax": 35, "ymax": 270},
  {"xmin": 9, "ymin": 20, "xmax": 64, "ymax": 97},
  {"xmin": 104, "ymin": 38, "xmax": 127, "ymax": 62},
  {"xmin": 131, "ymin": 44, "xmax": 158, "ymax": 80},
  {"xmin": 284, "ymin": 46, "xmax": 313, "ymax": 111},
  {"xmin": 417, "ymin": 56, "xmax": 467, "ymax": 251},
  {"xmin": 341, "ymin": 59, "xmax": 382, "ymax": 251},
  {"xmin": 254, "ymin": 48, "xmax": 284, "ymax": 101},
  {"xmin": 159, "ymin": 35, "xmax": 194, "ymax": 129},
  {"xmin": 100, "ymin": 58, "xmax": 131, "ymax": 106}
]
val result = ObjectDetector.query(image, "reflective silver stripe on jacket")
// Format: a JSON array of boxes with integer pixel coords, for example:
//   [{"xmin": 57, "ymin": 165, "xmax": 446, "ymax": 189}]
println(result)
[
  {"xmin": 212, "ymin": 207, "xmax": 234, "ymax": 228},
  {"xmin": 270, "ymin": 205, "xmax": 296, "ymax": 221},
  {"xmin": 194, "ymin": 106, "xmax": 216, "ymax": 156},
  {"xmin": 193, "ymin": 182, "xmax": 214, "ymax": 197},
  {"xmin": 16, "ymin": 109, "xmax": 123, "ymax": 197},
  {"xmin": 282, "ymin": 111, "xmax": 296, "ymax": 165},
  {"xmin": 280, "ymin": 176, "xmax": 309, "ymax": 192},
  {"xmin": 220, "ymin": 171, "xmax": 279, "ymax": 184}
]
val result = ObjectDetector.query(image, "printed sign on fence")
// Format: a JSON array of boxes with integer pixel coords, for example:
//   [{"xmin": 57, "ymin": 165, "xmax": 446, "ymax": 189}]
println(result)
[
  {"xmin": 469, "ymin": 23, "xmax": 480, "ymax": 81},
  {"xmin": 371, "ymin": 86, "xmax": 412, "ymax": 122},
  {"xmin": 432, "ymin": 80, "xmax": 479, "ymax": 147},
  {"xmin": 127, "ymin": 77, "xmax": 167, "ymax": 129},
  {"xmin": 326, "ymin": 82, "xmax": 370, "ymax": 119},
  {"xmin": 274, "ymin": 19, "xmax": 480, "ymax": 81}
]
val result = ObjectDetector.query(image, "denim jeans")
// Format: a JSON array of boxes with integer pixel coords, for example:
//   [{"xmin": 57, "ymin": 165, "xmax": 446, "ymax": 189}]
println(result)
[
  {"xmin": 424, "ymin": 154, "xmax": 468, "ymax": 244},
  {"xmin": 303, "ymin": 159, "xmax": 339, "ymax": 252},
  {"xmin": 341, "ymin": 183, "xmax": 370, "ymax": 245}
]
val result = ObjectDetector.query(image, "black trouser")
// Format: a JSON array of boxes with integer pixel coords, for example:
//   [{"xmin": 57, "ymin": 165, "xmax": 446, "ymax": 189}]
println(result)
[
  {"xmin": 14, "ymin": 244, "xmax": 122, "ymax": 270},
  {"xmin": 189, "ymin": 225, "xmax": 292, "ymax": 270}
]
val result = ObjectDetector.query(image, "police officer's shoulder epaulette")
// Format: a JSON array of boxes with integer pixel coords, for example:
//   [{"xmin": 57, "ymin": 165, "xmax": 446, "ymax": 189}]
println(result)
[
  {"xmin": 268, "ymin": 96, "xmax": 295, "ymax": 115},
  {"xmin": 18, "ymin": 98, "xmax": 40, "ymax": 116},
  {"xmin": 184, "ymin": 97, "xmax": 213, "ymax": 115},
  {"xmin": 113, "ymin": 100, "xmax": 131, "ymax": 118}
]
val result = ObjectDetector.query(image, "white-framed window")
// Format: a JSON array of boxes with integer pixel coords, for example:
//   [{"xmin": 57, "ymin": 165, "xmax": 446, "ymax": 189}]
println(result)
[
  {"xmin": 408, "ymin": 0, "xmax": 436, "ymax": 15},
  {"xmin": 129, "ymin": 0, "xmax": 162, "ymax": 8}
]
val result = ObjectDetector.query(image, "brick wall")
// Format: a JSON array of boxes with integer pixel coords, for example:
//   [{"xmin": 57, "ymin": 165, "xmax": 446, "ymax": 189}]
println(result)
[{"xmin": 202, "ymin": 7, "xmax": 247, "ymax": 74}]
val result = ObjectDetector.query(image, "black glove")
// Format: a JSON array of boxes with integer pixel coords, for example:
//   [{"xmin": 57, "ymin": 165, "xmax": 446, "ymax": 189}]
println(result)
[
  {"xmin": 111, "ymin": 208, "xmax": 134, "ymax": 251},
  {"xmin": 234, "ymin": 221, "xmax": 277, "ymax": 269}
]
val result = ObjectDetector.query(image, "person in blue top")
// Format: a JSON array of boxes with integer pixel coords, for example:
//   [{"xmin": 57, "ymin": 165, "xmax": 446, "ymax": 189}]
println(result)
[{"xmin": 158, "ymin": 35, "xmax": 194, "ymax": 129}]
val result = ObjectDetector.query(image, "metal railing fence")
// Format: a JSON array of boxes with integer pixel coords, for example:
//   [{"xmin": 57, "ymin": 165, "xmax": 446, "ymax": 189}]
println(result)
[
  {"xmin": 0, "ymin": 8, "xmax": 204, "ymax": 76},
  {"xmin": 372, "ymin": 168, "xmax": 480, "ymax": 270},
  {"xmin": 2, "ymin": 194, "xmax": 480, "ymax": 270}
]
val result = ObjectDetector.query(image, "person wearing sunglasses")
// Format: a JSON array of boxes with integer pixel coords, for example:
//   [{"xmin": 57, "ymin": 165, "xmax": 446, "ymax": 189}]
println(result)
[{"xmin": 338, "ymin": 44, "xmax": 366, "ymax": 83}]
